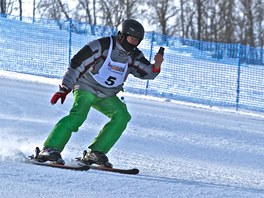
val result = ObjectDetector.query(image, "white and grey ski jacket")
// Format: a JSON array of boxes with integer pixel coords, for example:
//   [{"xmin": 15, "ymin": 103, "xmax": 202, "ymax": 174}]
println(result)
[{"xmin": 62, "ymin": 36, "xmax": 160, "ymax": 98}]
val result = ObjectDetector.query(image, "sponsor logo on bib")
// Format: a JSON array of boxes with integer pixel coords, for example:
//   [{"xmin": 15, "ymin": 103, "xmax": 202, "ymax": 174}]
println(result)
[{"xmin": 108, "ymin": 63, "xmax": 125, "ymax": 74}]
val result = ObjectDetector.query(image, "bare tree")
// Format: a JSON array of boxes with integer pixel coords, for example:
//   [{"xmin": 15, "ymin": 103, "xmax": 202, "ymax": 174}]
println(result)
[
  {"xmin": 236, "ymin": 0, "xmax": 260, "ymax": 46},
  {"xmin": 33, "ymin": 0, "xmax": 36, "ymax": 20},
  {"xmin": 121, "ymin": 0, "xmax": 139, "ymax": 19},
  {"xmin": 37, "ymin": 0, "xmax": 71, "ymax": 20},
  {"xmin": 145, "ymin": 0, "xmax": 177, "ymax": 35},
  {"xmin": 241, "ymin": 0, "xmax": 254, "ymax": 46},
  {"xmin": 0, "ymin": 0, "xmax": 17, "ymax": 15},
  {"xmin": 18, "ymin": 0, "xmax": 22, "ymax": 20},
  {"xmin": 73, "ymin": 0, "xmax": 97, "ymax": 24},
  {"xmin": 92, "ymin": 0, "xmax": 96, "ymax": 25},
  {"xmin": 202, "ymin": 0, "xmax": 217, "ymax": 41},
  {"xmin": 37, "ymin": 0, "xmax": 59, "ymax": 19},
  {"xmin": 181, "ymin": 1, "xmax": 195, "ymax": 39},
  {"xmin": 255, "ymin": 0, "xmax": 264, "ymax": 48},
  {"xmin": 98, "ymin": 0, "xmax": 140, "ymax": 27},
  {"xmin": 0, "ymin": 0, "xmax": 7, "ymax": 14},
  {"xmin": 11, "ymin": 0, "xmax": 262, "ymax": 47},
  {"xmin": 196, "ymin": 0, "xmax": 202, "ymax": 40},
  {"xmin": 179, "ymin": 0, "xmax": 185, "ymax": 38},
  {"xmin": 56, "ymin": 0, "xmax": 70, "ymax": 20},
  {"xmin": 206, "ymin": 0, "xmax": 236, "ymax": 43}
]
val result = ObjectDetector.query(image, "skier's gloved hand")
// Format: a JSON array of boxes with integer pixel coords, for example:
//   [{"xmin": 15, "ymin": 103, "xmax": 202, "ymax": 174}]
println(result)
[{"xmin": 50, "ymin": 84, "xmax": 71, "ymax": 105}]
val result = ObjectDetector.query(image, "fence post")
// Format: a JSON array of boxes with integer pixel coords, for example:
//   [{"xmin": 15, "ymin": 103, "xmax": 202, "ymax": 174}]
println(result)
[
  {"xmin": 236, "ymin": 44, "xmax": 241, "ymax": 111},
  {"xmin": 68, "ymin": 18, "xmax": 72, "ymax": 65},
  {"xmin": 145, "ymin": 31, "xmax": 155, "ymax": 95}
]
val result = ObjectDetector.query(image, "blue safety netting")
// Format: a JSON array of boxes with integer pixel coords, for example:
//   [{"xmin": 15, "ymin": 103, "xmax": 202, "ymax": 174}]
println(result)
[{"xmin": 0, "ymin": 14, "xmax": 263, "ymax": 113}]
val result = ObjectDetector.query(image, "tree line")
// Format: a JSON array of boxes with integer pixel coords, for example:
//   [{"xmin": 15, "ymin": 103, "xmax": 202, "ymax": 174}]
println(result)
[{"xmin": 1, "ymin": 0, "xmax": 263, "ymax": 47}]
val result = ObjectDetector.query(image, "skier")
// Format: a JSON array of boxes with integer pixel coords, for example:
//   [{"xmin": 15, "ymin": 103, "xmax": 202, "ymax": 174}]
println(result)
[{"xmin": 36, "ymin": 19, "xmax": 164, "ymax": 167}]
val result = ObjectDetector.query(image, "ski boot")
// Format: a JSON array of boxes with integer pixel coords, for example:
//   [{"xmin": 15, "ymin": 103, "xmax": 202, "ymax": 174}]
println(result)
[
  {"xmin": 81, "ymin": 150, "xmax": 113, "ymax": 168},
  {"xmin": 34, "ymin": 147, "xmax": 65, "ymax": 165}
]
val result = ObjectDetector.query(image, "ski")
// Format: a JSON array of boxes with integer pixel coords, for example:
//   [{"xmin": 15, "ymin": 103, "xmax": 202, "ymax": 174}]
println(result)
[
  {"xmin": 24, "ymin": 157, "xmax": 139, "ymax": 174},
  {"xmin": 88, "ymin": 165, "xmax": 139, "ymax": 175},
  {"xmin": 75, "ymin": 157, "xmax": 139, "ymax": 175},
  {"xmin": 24, "ymin": 157, "xmax": 90, "ymax": 171},
  {"xmin": 22, "ymin": 147, "xmax": 90, "ymax": 171},
  {"xmin": 23, "ymin": 147, "xmax": 139, "ymax": 174}
]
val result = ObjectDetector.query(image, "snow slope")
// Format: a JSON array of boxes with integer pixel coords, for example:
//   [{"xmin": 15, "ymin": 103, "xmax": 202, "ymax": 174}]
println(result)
[{"xmin": 0, "ymin": 70, "xmax": 264, "ymax": 198}]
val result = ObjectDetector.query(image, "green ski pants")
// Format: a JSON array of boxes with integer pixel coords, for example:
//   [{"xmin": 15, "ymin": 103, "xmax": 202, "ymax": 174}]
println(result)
[{"xmin": 44, "ymin": 89, "xmax": 131, "ymax": 154}]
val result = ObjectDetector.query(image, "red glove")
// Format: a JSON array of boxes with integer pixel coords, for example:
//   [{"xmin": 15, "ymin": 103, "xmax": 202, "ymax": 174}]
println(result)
[{"xmin": 50, "ymin": 85, "xmax": 71, "ymax": 105}]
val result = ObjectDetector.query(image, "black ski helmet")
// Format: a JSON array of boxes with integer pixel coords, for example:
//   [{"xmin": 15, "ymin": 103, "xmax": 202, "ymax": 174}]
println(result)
[
  {"xmin": 118, "ymin": 19, "xmax": 145, "ymax": 40},
  {"xmin": 117, "ymin": 19, "xmax": 144, "ymax": 52}
]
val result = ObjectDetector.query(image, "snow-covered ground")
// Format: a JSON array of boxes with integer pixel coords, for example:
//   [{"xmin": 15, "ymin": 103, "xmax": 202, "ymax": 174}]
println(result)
[{"xmin": 0, "ymin": 70, "xmax": 264, "ymax": 198}]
